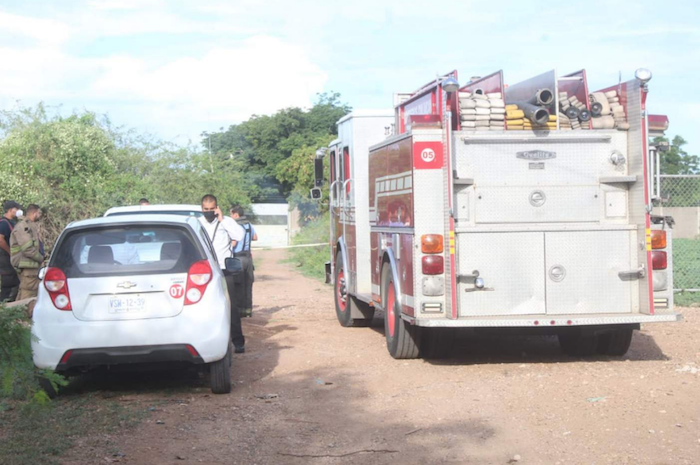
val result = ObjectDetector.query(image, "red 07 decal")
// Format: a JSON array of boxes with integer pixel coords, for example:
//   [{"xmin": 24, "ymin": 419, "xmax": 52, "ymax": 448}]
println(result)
[
  {"xmin": 169, "ymin": 284, "xmax": 185, "ymax": 298},
  {"xmin": 413, "ymin": 141, "xmax": 443, "ymax": 170}
]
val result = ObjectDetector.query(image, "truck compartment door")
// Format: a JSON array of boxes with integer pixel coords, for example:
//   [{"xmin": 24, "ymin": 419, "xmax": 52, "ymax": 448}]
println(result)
[
  {"xmin": 544, "ymin": 231, "xmax": 635, "ymax": 315},
  {"xmin": 457, "ymin": 232, "xmax": 546, "ymax": 316}
]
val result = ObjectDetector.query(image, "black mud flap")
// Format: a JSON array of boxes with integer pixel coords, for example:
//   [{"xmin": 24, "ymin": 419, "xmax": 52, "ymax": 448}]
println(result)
[{"xmin": 325, "ymin": 261, "xmax": 332, "ymax": 284}]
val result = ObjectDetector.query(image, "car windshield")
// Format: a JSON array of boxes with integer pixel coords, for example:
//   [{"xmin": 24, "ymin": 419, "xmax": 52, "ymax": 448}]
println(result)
[{"xmin": 51, "ymin": 225, "xmax": 204, "ymax": 278}]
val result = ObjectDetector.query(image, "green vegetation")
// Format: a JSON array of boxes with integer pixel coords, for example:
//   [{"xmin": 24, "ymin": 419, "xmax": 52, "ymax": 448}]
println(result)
[
  {"xmin": 0, "ymin": 305, "xmax": 65, "ymax": 402},
  {"xmin": 0, "ymin": 95, "xmax": 348, "ymax": 246},
  {"xmin": 285, "ymin": 212, "xmax": 331, "ymax": 281},
  {"xmin": 671, "ymin": 239, "xmax": 700, "ymax": 305},
  {"xmin": 204, "ymin": 92, "xmax": 348, "ymax": 214}
]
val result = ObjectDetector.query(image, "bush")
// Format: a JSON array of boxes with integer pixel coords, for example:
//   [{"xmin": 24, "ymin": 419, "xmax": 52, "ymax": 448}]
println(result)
[
  {"xmin": 286, "ymin": 212, "xmax": 330, "ymax": 281},
  {"xmin": 0, "ymin": 305, "xmax": 65, "ymax": 401}
]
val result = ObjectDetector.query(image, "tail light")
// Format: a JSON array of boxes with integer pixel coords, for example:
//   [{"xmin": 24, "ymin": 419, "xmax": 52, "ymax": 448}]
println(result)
[
  {"xmin": 421, "ymin": 234, "xmax": 444, "ymax": 254},
  {"xmin": 422, "ymin": 255, "xmax": 444, "ymax": 275},
  {"xmin": 652, "ymin": 251, "xmax": 667, "ymax": 270},
  {"xmin": 185, "ymin": 260, "xmax": 213, "ymax": 305},
  {"xmin": 651, "ymin": 230, "xmax": 667, "ymax": 249},
  {"xmin": 44, "ymin": 267, "xmax": 72, "ymax": 311}
]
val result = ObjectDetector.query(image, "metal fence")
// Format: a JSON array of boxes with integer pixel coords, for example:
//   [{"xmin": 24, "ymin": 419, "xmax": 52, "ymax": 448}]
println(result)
[{"xmin": 657, "ymin": 175, "xmax": 700, "ymax": 303}]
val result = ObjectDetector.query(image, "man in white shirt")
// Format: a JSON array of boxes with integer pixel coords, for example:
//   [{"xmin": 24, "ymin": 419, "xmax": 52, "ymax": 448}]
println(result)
[{"xmin": 199, "ymin": 194, "xmax": 246, "ymax": 353}]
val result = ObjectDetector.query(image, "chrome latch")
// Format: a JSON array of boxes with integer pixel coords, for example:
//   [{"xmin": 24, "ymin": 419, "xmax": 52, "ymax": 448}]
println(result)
[{"xmin": 618, "ymin": 264, "xmax": 646, "ymax": 280}]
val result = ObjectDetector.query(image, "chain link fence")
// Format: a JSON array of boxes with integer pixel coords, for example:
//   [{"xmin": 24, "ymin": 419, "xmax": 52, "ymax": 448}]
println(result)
[{"xmin": 657, "ymin": 175, "xmax": 700, "ymax": 305}]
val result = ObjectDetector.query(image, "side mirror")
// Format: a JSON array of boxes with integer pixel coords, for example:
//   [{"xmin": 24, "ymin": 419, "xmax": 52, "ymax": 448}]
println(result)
[
  {"xmin": 38, "ymin": 267, "xmax": 47, "ymax": 280},
  {"xmin": 314, "ymin": 158, "xmax": 325, "ymax": 187},
  {"xmin": 310, "ymin": 187, "xmax": 322, "ymax": 200}
]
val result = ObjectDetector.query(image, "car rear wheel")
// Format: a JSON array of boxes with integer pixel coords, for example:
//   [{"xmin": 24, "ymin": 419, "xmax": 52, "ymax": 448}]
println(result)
[{"xmin": 210, "ymin": 342, "xmax": 232, "ymax": 394}]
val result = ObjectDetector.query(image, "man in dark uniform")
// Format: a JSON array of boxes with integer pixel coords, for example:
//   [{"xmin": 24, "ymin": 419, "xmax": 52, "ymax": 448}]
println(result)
[
  {"xmin": 0, "ymin": 201, "xmax": 22, "ymax": 302},
  {"xmin": 230, "ymin": 206, "xmax": 257, "ymax": 318}
]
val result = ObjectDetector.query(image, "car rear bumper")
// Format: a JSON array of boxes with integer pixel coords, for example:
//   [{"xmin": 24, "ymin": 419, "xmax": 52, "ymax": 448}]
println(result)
[
  {"xmin": 32, "ymin": 293, "xmax": 230, "ymax": 370},
  {"xmin": 55, "ymin": 344, "xmax": 205, "ymax": 371}
]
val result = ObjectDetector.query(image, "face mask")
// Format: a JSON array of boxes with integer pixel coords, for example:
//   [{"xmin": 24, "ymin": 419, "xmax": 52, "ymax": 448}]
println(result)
[
  {"xmin": 16, "ymin": 210, "xmax": 23, "ymax": 218},
  {"xmin": 203, "ymin": 211, "xmax": 217, "ymax": 223}
]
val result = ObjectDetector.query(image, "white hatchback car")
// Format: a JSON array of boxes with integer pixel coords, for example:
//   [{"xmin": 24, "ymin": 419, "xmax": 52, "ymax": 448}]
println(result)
[{"xmin": 32, "ymin": 214, "xmax": 233, "ymax": 394}]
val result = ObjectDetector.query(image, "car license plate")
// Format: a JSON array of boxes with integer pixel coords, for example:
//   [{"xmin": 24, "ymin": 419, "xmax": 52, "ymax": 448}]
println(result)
[{"xmin": 108, "ymin": 295, "xmax": 146, "ymax": 314}]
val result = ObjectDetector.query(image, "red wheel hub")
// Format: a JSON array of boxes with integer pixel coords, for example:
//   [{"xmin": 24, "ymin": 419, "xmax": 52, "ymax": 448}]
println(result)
[
  {"xmin": 387, "ymin": 281, "xmax": 396, "ymax": 337},
  {"xmin": 336, "ymin": 269, "xmax": 347, "ymax": 312}
]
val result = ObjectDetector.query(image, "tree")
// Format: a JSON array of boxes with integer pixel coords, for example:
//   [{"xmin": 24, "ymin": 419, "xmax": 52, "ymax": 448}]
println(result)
[
  {"xmin": 655, "ymin": 135, "xmax": 699, "ymax": 175},
  {"xmin": 203, "ymin": 92, "xmax": 350, "ymax": 205}
]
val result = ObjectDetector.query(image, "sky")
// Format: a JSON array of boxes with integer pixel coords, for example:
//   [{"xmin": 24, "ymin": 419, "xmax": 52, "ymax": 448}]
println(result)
[{"xmin": 0, "ymin": 0, "xmax": 699, "ymax": 153}]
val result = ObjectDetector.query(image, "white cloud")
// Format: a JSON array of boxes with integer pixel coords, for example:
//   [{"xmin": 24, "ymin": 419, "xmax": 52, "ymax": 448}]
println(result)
[
  {"xmin": 89, "ymin": 35, "xmax": 327, "ymax": 138},
  {"xmin": 0, "ymin": 10, "xmax": 72, "ymax": 44}
]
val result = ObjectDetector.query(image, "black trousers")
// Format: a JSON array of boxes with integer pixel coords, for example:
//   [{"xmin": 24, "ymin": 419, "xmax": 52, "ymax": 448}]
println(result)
[
  {"xmin": 0, "ymin": 270, "xmax": 20, "ymax": 302},
  {"xmin": 225, "ymin": 275, "xmax": 245, "ymax": 348}
]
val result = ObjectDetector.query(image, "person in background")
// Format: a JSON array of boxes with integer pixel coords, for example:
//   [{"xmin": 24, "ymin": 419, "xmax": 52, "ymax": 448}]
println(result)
[
  {"xmin": 199, "ymin": 195, "xmax": 246, "ymax": 353},
  {"xmin": 0, "ymin": 201, "xmax": 22, "ymax": 302},
  {"xmin": 10, "ymin": 204, "xmax": 45, "ymax": 306},
  {"xmin": 139, "ymin": 198, "xmax": 150, "ymax": 206},
  {"xmin": 230, "ymin": 205, "xmax": 257, "ymax": 318}
]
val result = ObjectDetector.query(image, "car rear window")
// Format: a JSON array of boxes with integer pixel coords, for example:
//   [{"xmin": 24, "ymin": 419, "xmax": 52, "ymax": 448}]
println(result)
[{"xmin": 51, "ymin": 225, "xmax": 205, "ymax": 278}]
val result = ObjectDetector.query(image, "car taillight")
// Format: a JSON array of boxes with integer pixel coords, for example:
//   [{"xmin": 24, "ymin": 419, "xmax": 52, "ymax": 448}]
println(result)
[
  {"xmin": 44, "ymin": 267, "xmax": 72, "ymax": 311},
  {"xmin": 652, "ymin": 251, "xmax": 667, "ymax": 270},
  {"xmin": 185, "ymin": 260, "xmax": 213, "ymax": 305},
  {"xmin": 422, "ymin": 255, "xmax": 444, "ymax": 275},
  {"xmin": 651, "ymin": 230, "xmax": 667, "ymax": 249},
  {"xmin": 421, "ymin": 234, "xmax": 444, "ymax": 254}
]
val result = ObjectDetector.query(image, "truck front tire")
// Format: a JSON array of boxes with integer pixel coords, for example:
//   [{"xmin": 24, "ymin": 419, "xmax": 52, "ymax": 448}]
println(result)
[{"xmin": 334, "ymin": 252, "xmax": 374, "ymax": 327}]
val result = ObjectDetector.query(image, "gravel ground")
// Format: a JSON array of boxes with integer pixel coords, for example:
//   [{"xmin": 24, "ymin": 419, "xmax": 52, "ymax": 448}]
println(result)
[{"xmin": 62, "ymin": 249, "xmax": 700, "ymax": 465}]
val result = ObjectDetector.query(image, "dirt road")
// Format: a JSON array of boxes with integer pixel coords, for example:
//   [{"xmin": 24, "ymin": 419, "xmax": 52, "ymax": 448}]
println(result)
[{"xmin": 63, "ymin": 249, "xmax": 699, "ymax": 464}]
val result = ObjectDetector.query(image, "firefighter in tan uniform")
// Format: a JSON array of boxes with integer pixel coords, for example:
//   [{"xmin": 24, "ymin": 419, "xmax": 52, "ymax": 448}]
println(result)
[{"xmin": 10, "ymin": 204, "xmax": 45, "ymax": 301}]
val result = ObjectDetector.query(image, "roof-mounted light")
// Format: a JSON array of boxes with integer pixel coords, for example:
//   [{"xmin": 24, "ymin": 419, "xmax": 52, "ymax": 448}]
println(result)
[
  {"xmin": 441, "ymin": 76, "xmax": 460, "ymax": 93},
  {"xmin": 635, "ymin": 68, "xmax": 652, "ymax": 84}
]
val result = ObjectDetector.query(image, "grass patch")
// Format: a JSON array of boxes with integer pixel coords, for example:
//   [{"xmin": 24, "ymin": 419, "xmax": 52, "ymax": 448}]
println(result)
[
  {"xmin": 285, "ymin": 212, "xmax": 331, "ymax": 281},
  {"xmin": 0, "ymin": 394, "xmax": 146, "ymax": 465},
  {"xmin": 672, "ymin": 238, "xmax": 700, "ymax": 305}
]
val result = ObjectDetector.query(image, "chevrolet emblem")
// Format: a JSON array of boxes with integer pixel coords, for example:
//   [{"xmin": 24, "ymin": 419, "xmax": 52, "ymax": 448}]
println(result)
[{"xmin": 116, "ymin": 281, "xmax": 137, "ymax": 289}]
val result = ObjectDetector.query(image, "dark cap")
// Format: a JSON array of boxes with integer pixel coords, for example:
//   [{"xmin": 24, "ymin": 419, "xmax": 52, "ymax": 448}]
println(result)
[{"xmin": 3, "ymin": 200, "xmax": 22, "ymax": 212}]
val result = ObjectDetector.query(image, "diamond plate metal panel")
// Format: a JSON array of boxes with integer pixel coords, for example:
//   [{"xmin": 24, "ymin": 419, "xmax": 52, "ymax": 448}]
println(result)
[
  {"xmin": 545, "ymin": 231, "xmax": 634, "ymax": 314},
  {"xmin": 475, "ymin": 186, "xmax": 600, "ymax": 223},
  {"xmin": 454, "ymin": 131, "xmax": 628, "ymax": 186},
  {"xmin": 457, "ymin": 232, "xmax": 546, "ymax": 316}
]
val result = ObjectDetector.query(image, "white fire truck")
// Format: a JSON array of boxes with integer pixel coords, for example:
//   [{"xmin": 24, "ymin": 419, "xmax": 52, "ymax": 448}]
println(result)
[{"xmin": 312, "ymin": 68, "xmax": 679, "ymax": 359}]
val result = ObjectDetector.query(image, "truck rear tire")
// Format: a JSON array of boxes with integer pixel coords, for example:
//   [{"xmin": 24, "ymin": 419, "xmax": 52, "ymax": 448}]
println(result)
[
  {"xmin": 334, "ymin": 252, "xmax": 374, "ymax": 327},
  {"xmin": 597, "ymin": 327, "xmax": 634, "ymax": 356},
  {"xmin": 558, "ymin": 329, "xmax": 598, "ymax": 357},
  {"xmin": 382, "ymin": 264, "xmax": 420, "ymax": 359},
  {"xmin": 421, "ymin": 328, "xmax": 455, "ymax": 359}
]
